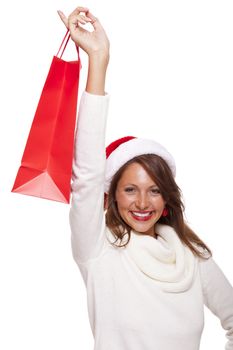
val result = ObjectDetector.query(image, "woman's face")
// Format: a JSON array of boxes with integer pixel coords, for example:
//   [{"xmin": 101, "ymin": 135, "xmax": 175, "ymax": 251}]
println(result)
[{"xmin": 115, "ymin": 162, "xmax": 166, "ymax": 236}]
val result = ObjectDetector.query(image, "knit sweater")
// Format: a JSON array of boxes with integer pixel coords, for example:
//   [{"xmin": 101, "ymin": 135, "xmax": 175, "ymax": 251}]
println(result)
[{"xmin": 70, "ymin": 91, "xmax": 233, "ymax": 350}]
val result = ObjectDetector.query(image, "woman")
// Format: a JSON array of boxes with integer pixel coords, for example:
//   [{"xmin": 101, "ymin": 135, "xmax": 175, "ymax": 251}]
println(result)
[{"xmin": 58, "ymin": 7, "xmax": 233, "ymax": 350}]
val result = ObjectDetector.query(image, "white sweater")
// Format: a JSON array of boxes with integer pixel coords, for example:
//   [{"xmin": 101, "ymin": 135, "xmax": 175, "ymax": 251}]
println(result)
[{"xmin": 70, "ymin": 91, "xmax": 233, "ymax": 350}]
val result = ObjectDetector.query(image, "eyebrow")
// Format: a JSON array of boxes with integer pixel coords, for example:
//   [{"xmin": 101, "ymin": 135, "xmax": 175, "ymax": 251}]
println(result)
[{"xmin": 123, "ymin": 184, "xmax": 159, "ymax": 188}]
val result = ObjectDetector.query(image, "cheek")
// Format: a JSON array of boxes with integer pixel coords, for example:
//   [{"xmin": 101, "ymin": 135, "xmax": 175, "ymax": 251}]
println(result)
[
  {"xmin": 151, "ymin": 196, "xmax": 166, "ymax": 209},
  {"xmin": 116, "ymin": 192, "xmax": 131, "ymax": 209}
]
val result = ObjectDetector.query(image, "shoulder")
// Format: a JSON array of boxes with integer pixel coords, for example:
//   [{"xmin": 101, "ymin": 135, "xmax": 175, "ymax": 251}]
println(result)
[{"xmin": 197, "ymin": 254, "xmax": 231, "ymax": 293}]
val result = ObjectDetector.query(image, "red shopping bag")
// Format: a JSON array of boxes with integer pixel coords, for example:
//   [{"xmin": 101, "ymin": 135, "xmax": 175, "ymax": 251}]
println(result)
[{"xmin": 12, "ymin": 30, "xmax": 81, "ymax": 203}]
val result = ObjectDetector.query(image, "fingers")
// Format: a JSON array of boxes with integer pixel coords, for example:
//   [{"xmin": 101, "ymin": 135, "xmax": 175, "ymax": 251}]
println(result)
[
  {"xmin": 68, "ymin": 8, "xmax": 94, "ymax": 29},
  {"xmin": 76, "ymin": 14, "xmax": 93, "ymax": 25},
  {"xmin": 57, "ymin": 10, "xmax": 69, "ymax": 28},
  {"xmin": 69, "ymin": 6, "xmax": 90, "ymax": 16},
  {"xmin": 86, "ymin": 11, "xmax": 101, "ymax": 30},
  {"xmin": 58, "ymin": 7, "xmax": 93, "ymax": 29},
  {"xmin": 68, "ymin": 6, "xmax": 90, "ymax": 24},
  {"xmin": 58, "ymin": 7, "xmax": 104, "ymax": 35}
]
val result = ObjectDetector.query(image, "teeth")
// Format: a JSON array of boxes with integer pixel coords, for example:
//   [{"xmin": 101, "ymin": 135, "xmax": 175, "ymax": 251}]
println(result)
[{"xmin": 132, "ymin": 211, "xmax": 152, "ymax": 217}]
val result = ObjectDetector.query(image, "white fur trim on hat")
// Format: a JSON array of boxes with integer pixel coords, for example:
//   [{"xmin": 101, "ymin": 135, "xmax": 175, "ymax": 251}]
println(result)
[{"xmin": 104, "ymin": 138, "xmax": 176, "ymax": 193}]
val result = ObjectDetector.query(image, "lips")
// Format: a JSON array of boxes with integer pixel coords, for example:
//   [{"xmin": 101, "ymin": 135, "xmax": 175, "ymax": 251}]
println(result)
[{"xmin": 130, "ymin": 211, "xmax": 154, "ymax": 221}]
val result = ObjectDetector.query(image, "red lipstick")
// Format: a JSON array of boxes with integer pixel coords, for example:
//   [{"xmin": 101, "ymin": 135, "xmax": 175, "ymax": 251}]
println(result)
[{"xmin": 130, "ymin": 211, "xmax": 153, "ymax": 221}]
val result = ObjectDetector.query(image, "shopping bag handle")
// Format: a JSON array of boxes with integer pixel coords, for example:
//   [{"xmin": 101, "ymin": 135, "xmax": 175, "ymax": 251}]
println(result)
[{"xmin": 56, "ymin": 29, "xmax": 80, "ymax": 59}]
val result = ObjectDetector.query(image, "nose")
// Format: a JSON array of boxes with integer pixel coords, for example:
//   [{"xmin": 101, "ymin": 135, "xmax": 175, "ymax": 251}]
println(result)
[{"xmin": 135, "ymin": 192, "xmax": 150, "ymax": 210}]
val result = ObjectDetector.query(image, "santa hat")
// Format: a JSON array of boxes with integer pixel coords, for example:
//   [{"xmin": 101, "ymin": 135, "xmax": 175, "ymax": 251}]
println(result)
[{"xmin": 104, "ymin": 136, "xmax": 176, "ymax": 193}]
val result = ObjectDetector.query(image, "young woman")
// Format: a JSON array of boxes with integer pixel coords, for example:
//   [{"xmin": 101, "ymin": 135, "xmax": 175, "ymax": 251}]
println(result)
[{"xmin": 58, "ymin": 7, "xmax": 233, "ymax": 350}]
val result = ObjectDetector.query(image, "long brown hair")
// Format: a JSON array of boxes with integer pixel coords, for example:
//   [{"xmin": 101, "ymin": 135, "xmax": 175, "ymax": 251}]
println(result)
[{"xmin": 105, "ymin": 154, "xmax": 212, "ymax": 260}]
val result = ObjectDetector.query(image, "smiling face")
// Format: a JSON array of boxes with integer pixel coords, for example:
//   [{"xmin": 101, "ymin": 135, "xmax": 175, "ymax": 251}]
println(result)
[{"xmin": 115, "ymin": 162, "xmax": 166, "ymax": 237}]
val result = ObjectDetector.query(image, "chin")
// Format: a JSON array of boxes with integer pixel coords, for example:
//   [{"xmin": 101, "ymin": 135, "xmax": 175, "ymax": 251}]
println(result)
[{"xmin": 130, "ymin": 223, "xmax": 155, "ymax": 236}]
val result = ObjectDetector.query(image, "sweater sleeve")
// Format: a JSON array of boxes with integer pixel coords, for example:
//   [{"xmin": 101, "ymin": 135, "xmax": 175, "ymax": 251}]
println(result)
[
  {"xmin": 199, "ymin": 256, "xmax": 233, "ymax": 349},
  {"xmin": 69, "ymin": 91, "xmax": 110, "ymax": 264}
]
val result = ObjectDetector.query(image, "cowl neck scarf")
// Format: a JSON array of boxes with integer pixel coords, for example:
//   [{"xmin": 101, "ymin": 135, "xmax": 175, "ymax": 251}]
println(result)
[{"xmin": 124, "ymin": 224, "xmax": 198, "ymax": 293}]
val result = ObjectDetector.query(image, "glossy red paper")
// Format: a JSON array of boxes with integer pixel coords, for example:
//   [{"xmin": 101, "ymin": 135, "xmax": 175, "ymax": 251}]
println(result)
[{"xmin": 12, "ymin": 35, "xmax": 81, "ymax": 203}]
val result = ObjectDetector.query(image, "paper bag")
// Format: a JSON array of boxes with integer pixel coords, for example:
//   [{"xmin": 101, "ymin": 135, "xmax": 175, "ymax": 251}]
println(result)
[{"xmin": 12, "ymin": 30, "xmax": 81, "ymax": 203}]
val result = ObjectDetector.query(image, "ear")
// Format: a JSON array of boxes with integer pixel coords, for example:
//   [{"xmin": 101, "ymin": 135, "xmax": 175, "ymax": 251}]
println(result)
[{"xmin": 104, "ymin": 193, "xmax": 109, "ymax": 210}]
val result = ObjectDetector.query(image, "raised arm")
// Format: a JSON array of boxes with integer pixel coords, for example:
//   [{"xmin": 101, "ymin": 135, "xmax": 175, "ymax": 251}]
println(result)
[{"xmin": 58, "ymin": 7, "xmax": 110, "ymax": 264}]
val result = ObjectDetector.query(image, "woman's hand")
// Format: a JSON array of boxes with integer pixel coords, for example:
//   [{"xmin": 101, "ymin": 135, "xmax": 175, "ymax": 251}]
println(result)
[
  {"xmin": 58, "ymin": 7, "xmax": 109, "ymax": 61},
  {"xmin": 58, "ymin": 6, "xmax": 109, "ymax": 95}
]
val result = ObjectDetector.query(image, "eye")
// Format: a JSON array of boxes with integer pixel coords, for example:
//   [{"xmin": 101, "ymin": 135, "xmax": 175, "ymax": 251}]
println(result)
[
  {"xmin": 124, "ymin": 187, "xmax": 135, "ymax": 193},
  {"xmin": 151, "ymin": 188, "xmax": 161, "ymax": 195}
]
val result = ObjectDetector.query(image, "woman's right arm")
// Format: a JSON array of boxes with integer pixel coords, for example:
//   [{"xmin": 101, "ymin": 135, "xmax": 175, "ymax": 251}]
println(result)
[{"xmin": 58, "ymin": 7, "xmax": 110, "ymax": 264}]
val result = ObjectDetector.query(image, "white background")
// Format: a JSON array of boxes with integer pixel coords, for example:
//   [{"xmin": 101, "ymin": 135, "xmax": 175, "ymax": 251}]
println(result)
[{"xmin": 0, "ymin": 0, "xmax": 233, "ymax": 349}]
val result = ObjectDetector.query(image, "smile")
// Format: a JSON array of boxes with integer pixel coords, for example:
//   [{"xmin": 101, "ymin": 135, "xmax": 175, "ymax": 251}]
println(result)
[{"xmin": 130, "ymin": 211, "xmax": 154, "ymax": 221}]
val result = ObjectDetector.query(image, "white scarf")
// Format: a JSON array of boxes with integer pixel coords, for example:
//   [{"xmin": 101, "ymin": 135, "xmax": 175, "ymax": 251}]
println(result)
[{"xmin": 107, "ymin": 224, "xmax": 198, "ymax": 293}]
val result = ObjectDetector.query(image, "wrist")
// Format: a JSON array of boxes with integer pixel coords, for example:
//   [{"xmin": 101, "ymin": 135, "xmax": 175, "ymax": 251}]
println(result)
[
  {"xmin": 85, "ymin": 55, "xmax": 108, "ymax": 95},
  {"xmin": 88, "ymin": 51, "xmax": 110, "ymax": 68}
]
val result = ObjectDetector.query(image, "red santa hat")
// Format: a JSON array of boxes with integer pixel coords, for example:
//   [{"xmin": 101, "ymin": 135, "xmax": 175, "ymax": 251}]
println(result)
[{"xmin": 105, "ymin": 136, "xmax": 176, "ymax": 193}]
